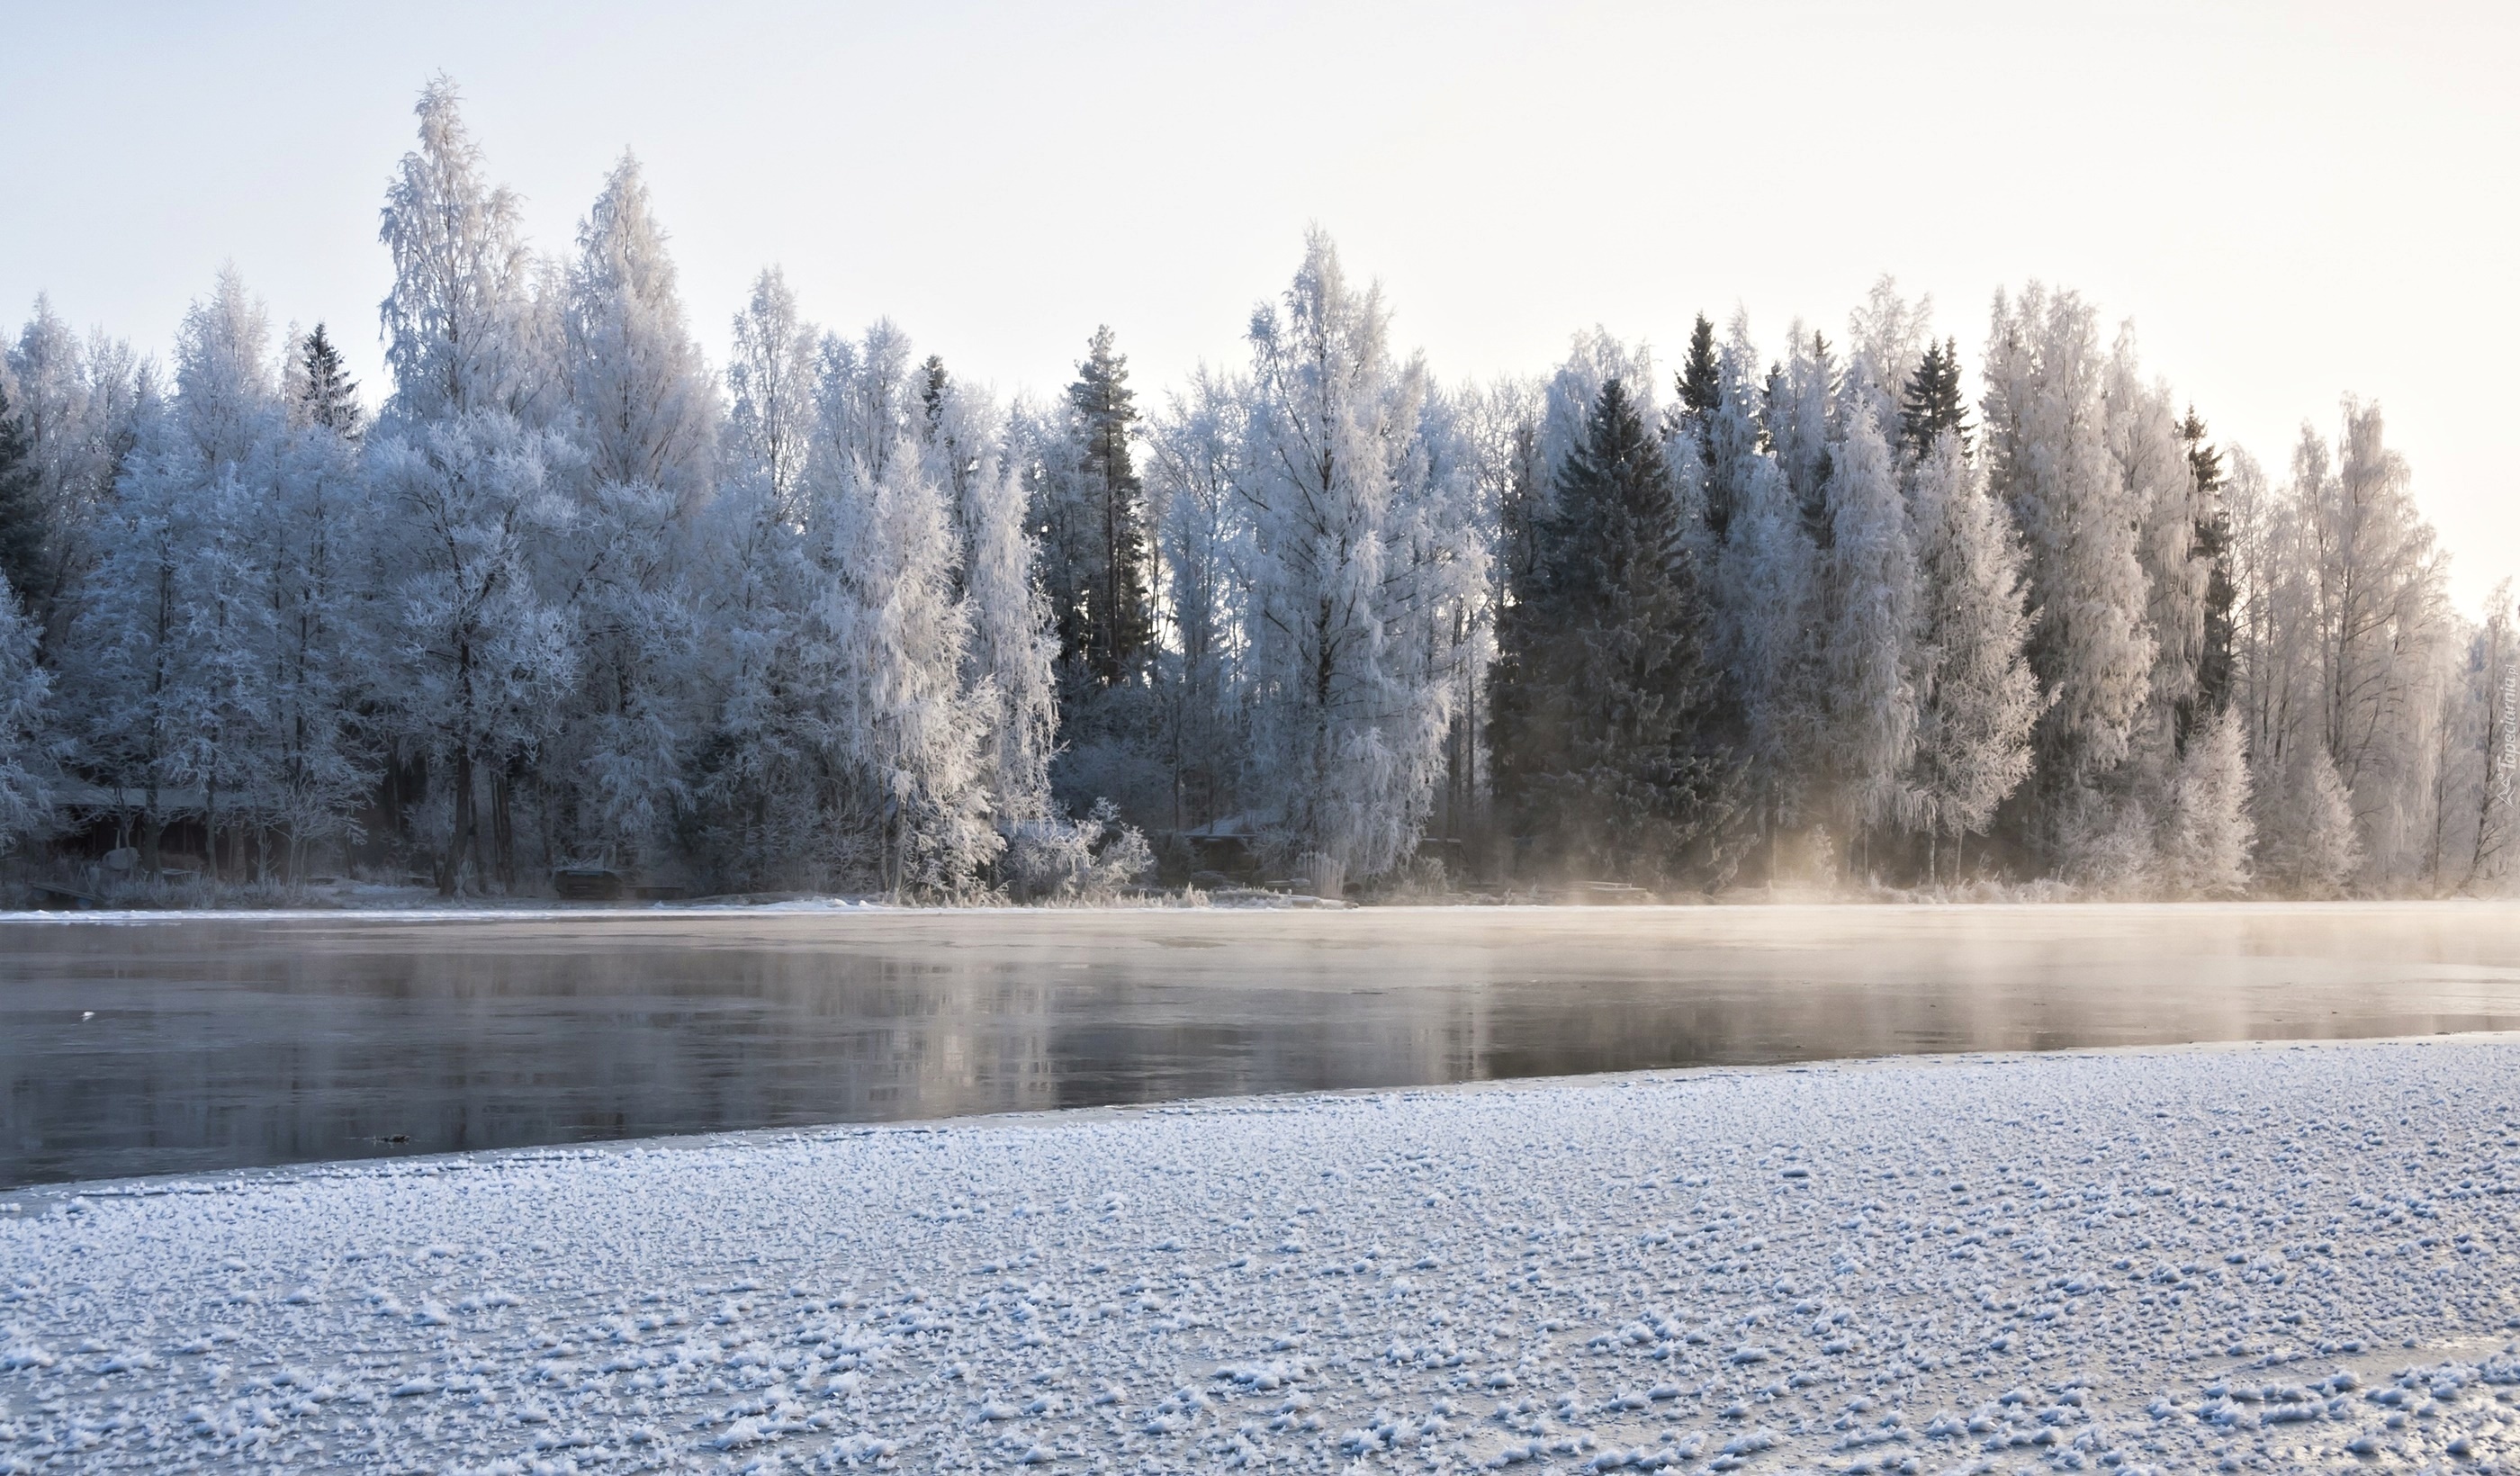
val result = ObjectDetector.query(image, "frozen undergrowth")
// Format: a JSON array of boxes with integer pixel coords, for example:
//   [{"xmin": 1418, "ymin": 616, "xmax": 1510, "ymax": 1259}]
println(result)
[{"xmin": 8, "ymin": 1040, "xmax": 2520, "ymax": 1473}]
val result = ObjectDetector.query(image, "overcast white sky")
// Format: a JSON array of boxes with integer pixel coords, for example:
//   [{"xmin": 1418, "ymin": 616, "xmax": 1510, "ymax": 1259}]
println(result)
[{"xmin": 3, "ymin": 0, "xmax": 2513, "ymax": 606}]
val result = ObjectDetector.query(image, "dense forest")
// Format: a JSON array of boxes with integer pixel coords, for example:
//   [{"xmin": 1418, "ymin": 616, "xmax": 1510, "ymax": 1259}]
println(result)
[{"xmin": 0, "ymin": 82, "xmax": 2510, "ymax": 901}]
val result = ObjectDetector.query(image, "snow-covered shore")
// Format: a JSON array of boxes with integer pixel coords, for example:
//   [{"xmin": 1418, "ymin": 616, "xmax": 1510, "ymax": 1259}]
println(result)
[{"xmin": 8, "ymin": 1040, "xmax": 2520, "ymax": 1473}]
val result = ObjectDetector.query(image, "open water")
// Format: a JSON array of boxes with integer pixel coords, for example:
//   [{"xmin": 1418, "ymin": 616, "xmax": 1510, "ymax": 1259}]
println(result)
[{"xmin": 6, "ymin": 900, "xmax": 2519, "ymax": 1186}]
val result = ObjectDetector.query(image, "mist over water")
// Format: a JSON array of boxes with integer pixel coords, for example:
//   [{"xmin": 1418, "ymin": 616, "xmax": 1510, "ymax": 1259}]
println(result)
[{"xmin": 6, "ymin": 902, "xmax": 2518, "ymax": 1189}]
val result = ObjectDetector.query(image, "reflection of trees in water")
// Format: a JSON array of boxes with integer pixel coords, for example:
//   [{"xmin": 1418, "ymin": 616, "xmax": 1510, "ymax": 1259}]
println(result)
[{"xmin": 6, "ymin": 904, "xmax": 2520, "ymax": 1184}]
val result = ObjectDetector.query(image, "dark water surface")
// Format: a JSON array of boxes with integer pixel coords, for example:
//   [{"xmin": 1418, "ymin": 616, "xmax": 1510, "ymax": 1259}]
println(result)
[{"xmin": 6, "ymin": 901, "xmax": 2519, "ymax": 1187}]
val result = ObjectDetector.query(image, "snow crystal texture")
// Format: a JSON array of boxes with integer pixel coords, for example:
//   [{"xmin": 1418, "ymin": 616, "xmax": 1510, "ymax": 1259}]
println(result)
[{"xmin": 9, "ymin": 1039, "xmax": 2520, "ymax": 1472}]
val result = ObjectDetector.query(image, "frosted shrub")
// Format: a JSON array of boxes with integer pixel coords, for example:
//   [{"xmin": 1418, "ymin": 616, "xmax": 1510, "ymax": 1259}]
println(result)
[{"xmin": 1004, "ymin": 798, "xmax": 1153, "ymax": 903}]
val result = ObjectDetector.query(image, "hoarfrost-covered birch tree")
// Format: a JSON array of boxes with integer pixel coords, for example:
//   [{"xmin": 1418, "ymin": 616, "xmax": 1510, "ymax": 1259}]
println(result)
[
  {"xmin": 807, "ymin": 325, "xmax": 998, "ymax": 896},
  {"xmin": 1818, "ymin": 364, "xmax": 1918, "ymax": 848},
  {"xmin": 1236, "ymin": 230, "xmax": 1484, "ymax": 894},
  {"xmin": 1904, "ymin": 431, "xmax": 2039, "ymax": 882},
  {"xmin": 1980, "ymin": 285, "xmax": 2155, "ymax": 861}
]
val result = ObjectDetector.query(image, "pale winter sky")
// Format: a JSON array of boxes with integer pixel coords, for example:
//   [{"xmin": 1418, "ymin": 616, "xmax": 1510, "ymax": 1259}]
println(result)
[{"xmin": 3, "ymin": 0, "xmax": 2514, "ymax": 606}]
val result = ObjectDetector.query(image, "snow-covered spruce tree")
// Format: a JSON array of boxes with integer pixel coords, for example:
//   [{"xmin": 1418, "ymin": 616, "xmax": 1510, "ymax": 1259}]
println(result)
[
  {"xmin": 1237, "ymin": 230, "xmax": 1485, "ymax": 895},
  {"xmin": 289, "ymin": 324, "xmax": 364, "ymax": 438},
  {"xmin": 1490, "ymin": 377, "xmax": 1719, "ymax": 885},
  {"xmin": 1904, "ymin": 430, "xmax": 2040, "ymax": 885},
  {"xmin": 0, "ymin": 573, "xmax": 53, "ymax": 854},
  {"xmin": 806, "ymin": 324, "xmax": 998, "ymax": 896},
  {"xmin": 1672, "ymin": 314, "xmax": 1721, "ymax": 462},
  {"xmin": 1979, "ymin": 285, "xmax": 2155, "ymax": 865},
  {"xmin": 1145, "ymin": 366, "xmax": 1253, "ymax": 835},
  {"xmin": 1537, "ymin": 328, "xmax": 1653, "ymax": 499}
]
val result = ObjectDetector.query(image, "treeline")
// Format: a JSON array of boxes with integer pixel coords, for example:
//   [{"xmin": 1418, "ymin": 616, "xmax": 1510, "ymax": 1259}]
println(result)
[{"xmin": 0, "ymin": 81, "xmax": 2510, "ymax": 900}]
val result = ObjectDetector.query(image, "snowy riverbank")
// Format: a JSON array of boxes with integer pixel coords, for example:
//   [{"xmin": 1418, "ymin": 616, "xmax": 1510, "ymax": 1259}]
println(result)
[{"xmin": 9, "ymin": 1040, "xmax": 2520, "ymax": 1473}]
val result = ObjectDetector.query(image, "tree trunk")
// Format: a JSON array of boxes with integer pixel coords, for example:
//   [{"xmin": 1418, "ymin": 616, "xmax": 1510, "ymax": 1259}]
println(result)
[{"xmin": 443, "ymin": 749, "xmax": 474, "ymax": 899}]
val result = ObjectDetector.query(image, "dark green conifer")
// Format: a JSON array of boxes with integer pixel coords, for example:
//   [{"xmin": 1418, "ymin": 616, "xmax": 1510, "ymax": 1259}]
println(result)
[
  {"xmin": 1491, "ymin": 379, "xmax": 1722, "ymax": 884},
  {"xmin": 1899, "ymin": 338, "xmax": 1968, "ymax": 454},
  {"xmin": 919, "ymin": 354, "xmax": 950, "ymax": 444},
  {"xmin": 297, "ymin": 323, "xmax": 364, "ymax": 436},
  {"xmin": 1671, "ymin": 313, "xmax": 1720, "ymax": 454},
  {"xmin": 0, "ymin": 382, "xmax": 44, "ymax": 611},
  {"xmin": 2182, "ymin": 407, "xmax": 2236, "ymax": 742},
  {"xmin": 1057, "ymin": 326, "xmax": 1151, "ymax": 688}
]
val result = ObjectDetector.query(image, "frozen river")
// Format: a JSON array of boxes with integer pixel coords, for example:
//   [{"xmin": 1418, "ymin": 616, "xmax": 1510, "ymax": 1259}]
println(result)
[{"xmin": 4, "ymin": 900, "xmax": 2518, "ymax": 1187}]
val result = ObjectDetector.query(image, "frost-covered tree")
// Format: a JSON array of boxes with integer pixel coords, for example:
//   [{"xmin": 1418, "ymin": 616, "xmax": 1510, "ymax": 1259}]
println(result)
[
  {"xmin": 377, "ymin": 77, "xmax": 543, "ymax": 428},
  {"xmin": 963, "ymin": 439, "xmax": 1058, "ymax": 830},
  {"xmin": 1904, "ymin": 432, "xmax": 2039, "ymax": 882},
  {"xmin": 2157, "ymin": 707, "xmax": 2251, "ymax": 896},
  {"xmin": 2256, "ymin": 735, "xmax": 2359, "ymax": 896},
  {"xmin": 688, "ymin": 268, "xmax": 823, "ymax": 885},
  {"xmin": 289, "ymin": 324, "xmax": 364, "ymax": 437},
  {"xmin": 536, "ymin": 154, "xmax": 720, "ymax": 872},
  {"xmin": 2304, "ymin": 402, "xmax": 2452, "ymax": 881},
  {"xmin": 0, "ymin": 574, "xmax": 52, "ymax": 853},
  {"xmin": 724, "ymin": 267, "xmax": 818, "ymax": 523},
  {"xmin": 368, "ymin": 414, "xmax": 576, "ymax": 894},
  {"xmin": 1237, "ymin": 230, "xmax": 1484, "ymax": 894},
  {"xmin": 55, "ymin": 271, "xmax": 284, "ymax": 879},
  {"xmin": 1706, "ymin": 315, "xmax": 1822, "ymax": 860},
  {"xmin": 5, "ymin": 299, "xmax": 151, "ymax": 652},
  {"xmin": 0, "ymin": 381, "xmax": 44, "ymax": 608},
  {"xmin": 2106, "ymin": 333, "xmax": 2210, "ymax": 734},
  {"xmin": 2458, "ymin": 584, "xmax": 2515, "ymax": 889},
  {"xmin": 1818, "ymin": 363, "xmax": 1918, "ymax": 848},
  {"xmin": 1146, "ymin": 366, "xmax": 1252, "ymax": 833},
  {"xmin": 563, "ymin": 153, "xmax": 717, "ymax": 507},
  {"xmin": 1980, "ymin": 284, "xmax": 2154, "ymax": 858},
  {"xmin": 806, "ymin": 324, "xmax": 999, "ymax": 896}
]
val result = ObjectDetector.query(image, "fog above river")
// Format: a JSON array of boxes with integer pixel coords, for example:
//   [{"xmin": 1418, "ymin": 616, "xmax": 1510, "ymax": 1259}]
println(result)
[{"xmin": 7, "ymin": 902, "xmax": 2519, "ymax": 1187}]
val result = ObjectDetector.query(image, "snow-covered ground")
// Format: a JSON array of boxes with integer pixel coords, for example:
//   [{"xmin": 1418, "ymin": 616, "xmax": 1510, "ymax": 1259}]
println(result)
[{"xmin": 7, "ymin": 1039, "xmax": 2520, "ymax": 1473}]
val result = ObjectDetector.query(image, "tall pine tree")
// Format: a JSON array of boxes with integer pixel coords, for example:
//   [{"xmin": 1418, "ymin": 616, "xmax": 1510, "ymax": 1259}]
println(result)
[
  {"xmin": 1492, "ymin": 378, "xmax": 1720, "ymax": 884},
  {"xmin": 1058, "ymin": 326, "xmax": 1151, "ymax": 688},
  {"xmin": 2181, "ymin": 406, "xmax": 2235, "ymax": 742}
]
